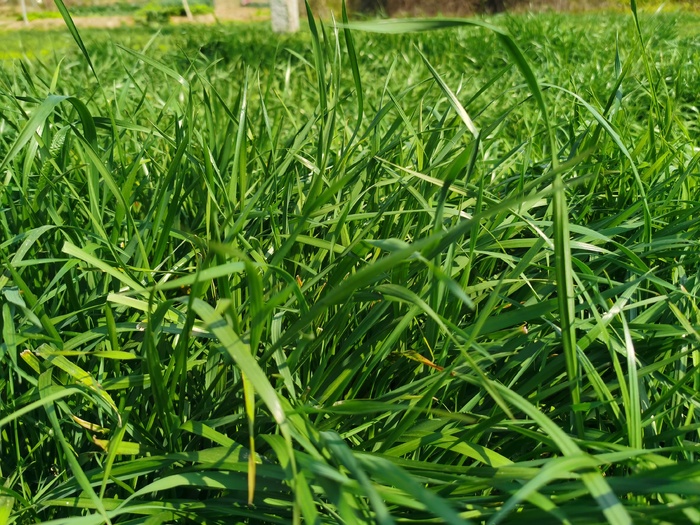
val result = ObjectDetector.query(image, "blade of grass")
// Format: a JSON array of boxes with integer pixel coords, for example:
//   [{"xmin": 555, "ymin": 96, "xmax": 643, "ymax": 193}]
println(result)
[
  {"xmin": 553, "ymin": 174, "xmax": 582, "ymax": 436},
  {"xmin": 39, "ymin": 371, "xmax": 112, "ymax": 524}
]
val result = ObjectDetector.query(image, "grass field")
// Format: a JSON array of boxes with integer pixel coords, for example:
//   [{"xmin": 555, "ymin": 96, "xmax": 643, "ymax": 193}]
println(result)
[{"xmin": 1, "ymin": 3, "xmax": 700, "ymax": 523}]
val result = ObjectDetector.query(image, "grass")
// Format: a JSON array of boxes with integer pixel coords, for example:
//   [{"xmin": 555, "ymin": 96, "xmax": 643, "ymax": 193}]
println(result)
[
  {"xmin": 10, "ymin": 0, "xmax": 216, "ymax": 19},
  {"xmin": 19, "ymin": 4, "xmax": 142, "ymax": 19},
  {"xmin": 133, "ymin": 2, "xmax": 214, "ymax": 24},
  {"xmin": 15, "ymin": 11, "xmax": 64, "ymax": 22},
  {"xmin": 1, "ymin": 3, "xmax": 700, "ymax": 524}
]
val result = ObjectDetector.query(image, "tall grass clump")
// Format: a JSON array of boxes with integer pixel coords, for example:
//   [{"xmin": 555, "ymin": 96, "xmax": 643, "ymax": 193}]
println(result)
[{"xmin": 1, "ymin": 3, "xmax": 700, "ymax": 523}]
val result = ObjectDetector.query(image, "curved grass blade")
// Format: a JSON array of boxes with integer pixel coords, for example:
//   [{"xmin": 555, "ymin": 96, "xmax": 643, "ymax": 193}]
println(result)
[
  {"xmin": 553, "ymin": 174, "xmax": 582, "ymax": 436},
  {"xmin": 356, "ymin": 452, "xmax": 472, "ymax": 525},
  {"xmin": 34, "ymin": 344, "xmax": 122, "ymax": 426},
  {"xmin": 321, "ymin": 432, "xmax": 394, "ymax": 525},
  {"xmin": 417, "ymin": 48, "xmax": 478, "ymax": 139},
  {"xmin": 544, "ymin": 83, "xmax": 651, "ymax": 242},
  {"xmin": 0, "ymin": 95, "xmax": 97, "ymax": 177},
  {"xmin": 343, "ymin": 18, "xmax": 556, "ymax": 161},
  {"xmin": 39, "ymin": 371, "xmax": 112, "ymax": 524},
  {"xmin": 0, "ymin": 387, "xmax": 83, "ymax": 430},
  {"xmin": 185, "ymin": 297, "xmax": 296, "ymax": 497},
  {"xmin": 342, "ymin": 1, "xmax": 364, "ymax": 143},
  {"xmin": 117, "ymin": 45, "xmax": 189, "ymax": 89},
  {"xmin": 185, "ymin": 297, "xmax": 285, "ymax": 426},
  {"xmin": 620, "ymin": 315, "xmax": 642, "ymax": 450},
  {"xmin": 52, "ymin": 0, "xmax": 97, "ymax": 81},
  {"xmin": 494, "ymin": 383, "xmax": 632, "ymax": 525}
]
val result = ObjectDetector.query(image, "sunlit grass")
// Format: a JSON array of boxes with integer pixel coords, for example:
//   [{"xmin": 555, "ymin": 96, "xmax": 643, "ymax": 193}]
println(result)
[{"xmin": 1, "ymin": 4, "xmax": 700, "ymax": 524}]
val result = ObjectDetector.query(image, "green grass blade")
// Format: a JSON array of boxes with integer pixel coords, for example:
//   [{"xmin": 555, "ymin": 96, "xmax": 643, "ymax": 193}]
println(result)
[
  {"xmin": 52, "ymin": 0, "xmax": 98, "ymax": 81},
  {"xmin": 552, "ymin": 174, "xmax": 582, "ymax": 436},
  {"xmin": 495, "ymin": 384, "xmax": 632, "ymax": 524},
  {"xmin": 39, "ymin": 371, "xmax": 112, "ymax": 524}
]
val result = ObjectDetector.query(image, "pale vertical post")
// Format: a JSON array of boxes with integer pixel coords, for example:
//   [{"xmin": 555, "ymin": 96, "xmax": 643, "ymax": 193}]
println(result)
[
  {"xmin": 20, "ymin": 0, "xmax": 29, "ymax": 25},
  {"xmin": 181, "ymin": 0, "xmax": 194, "ymax": 20},
  {"xmin": 270, "ymin": 0, "xmax": 299, "ymax": 33}
]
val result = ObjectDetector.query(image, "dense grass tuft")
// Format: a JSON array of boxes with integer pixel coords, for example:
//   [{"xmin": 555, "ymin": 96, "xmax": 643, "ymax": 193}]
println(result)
[{"xmin": 2, "ymin": 6, "xmax": 700, "ymax": 524}]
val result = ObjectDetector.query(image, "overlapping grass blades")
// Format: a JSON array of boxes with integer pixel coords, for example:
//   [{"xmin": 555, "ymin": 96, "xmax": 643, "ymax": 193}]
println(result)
[{"xmin": 1, "ymin": 4, "xmax": 700, "ymax": 524}]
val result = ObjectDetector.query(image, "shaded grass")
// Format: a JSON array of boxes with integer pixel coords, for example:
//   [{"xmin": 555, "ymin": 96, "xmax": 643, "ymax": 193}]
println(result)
[{"xmin": 1, "ymin": 6, "xmax": 700, "ymax": 524}]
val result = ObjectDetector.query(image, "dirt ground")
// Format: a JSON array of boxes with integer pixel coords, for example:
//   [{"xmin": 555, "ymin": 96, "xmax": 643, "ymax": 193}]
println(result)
[{"xmin": 0, "ymin": 2, "xmax": 269, "ymax": 31}]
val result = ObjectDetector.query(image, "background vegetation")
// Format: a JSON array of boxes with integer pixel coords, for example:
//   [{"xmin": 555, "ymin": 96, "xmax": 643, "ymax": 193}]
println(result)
[
  {"xmin": 4, "ymin": 0, "xmax": 698, "ymax": 22},
  {"xmin": 346, "ymin": 0, "xmax": 698, "ymax": 16},
  {"xmin": 1, "ymin": 3, "xmax": 700, "ymax": 524}
]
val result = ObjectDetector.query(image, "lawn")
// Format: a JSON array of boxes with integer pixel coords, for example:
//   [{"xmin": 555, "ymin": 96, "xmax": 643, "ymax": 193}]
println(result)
[{"xmin": 1, "ymin": 4, "xmax": 700, "ymax": 524}]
